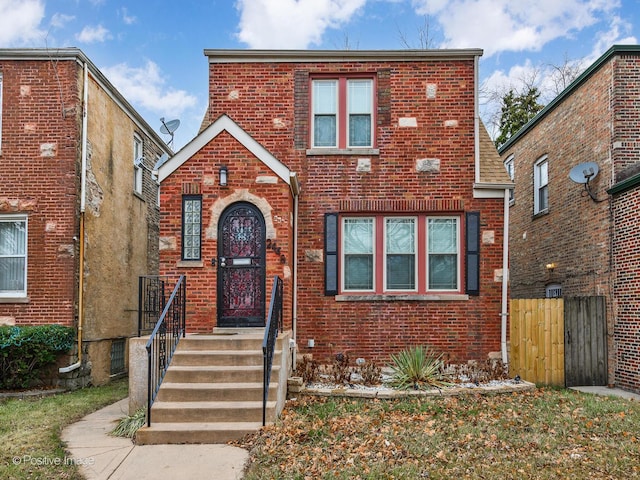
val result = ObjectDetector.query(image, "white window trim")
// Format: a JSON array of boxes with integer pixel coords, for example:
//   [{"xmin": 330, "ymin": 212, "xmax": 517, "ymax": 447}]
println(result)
[
  {"xmin": 426, "ymin": 216, "xmax": 460, "ymax": 292},
  {"xmin": 346, "ymin": 78, "xmax": 374, "ymax": 149},
  {"xmin": 311, "ymin": 79, "xmax": 338, "ymax": 149},
  {"xmin": 534, "ymin": 155, "xmax": 549, "ymax": 214},
  {"xmin": 341, "ymin": 217, "xmax": 375, "ymax": 293},
  {"xmin": 133, "ymin": 134, "xmax": 143, "ymax": 194},
  {"xmin": 383, "ymin": 216, "xmax": 418, "ymax": 292},
  {"xmin": 0, "ymin": 214, "xmax": 28, "ymax": 298},
  {"xmin": 504, "ymin": 154, "xmax": 515, "ymax": 204}
]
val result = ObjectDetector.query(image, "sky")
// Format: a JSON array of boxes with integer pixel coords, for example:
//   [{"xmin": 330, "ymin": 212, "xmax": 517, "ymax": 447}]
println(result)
[{"xmin": 0, "ymin": 0, "xmax": 638, "ymax": 151}]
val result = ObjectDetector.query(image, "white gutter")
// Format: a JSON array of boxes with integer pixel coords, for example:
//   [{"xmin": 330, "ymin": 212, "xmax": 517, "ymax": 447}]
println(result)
[
  {"xmin": 500, "ymin": 190, "xmax": 510, "ymax": 365},
  {"xmin": 60, "ymin": 62, "xmax": 88, "ymax": 374}
]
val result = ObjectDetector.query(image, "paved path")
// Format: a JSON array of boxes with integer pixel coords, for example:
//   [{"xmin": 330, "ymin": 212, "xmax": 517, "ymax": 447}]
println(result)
[{"xmin": 61, "ymin": 399, "xmax": 248, "ymax": 480}]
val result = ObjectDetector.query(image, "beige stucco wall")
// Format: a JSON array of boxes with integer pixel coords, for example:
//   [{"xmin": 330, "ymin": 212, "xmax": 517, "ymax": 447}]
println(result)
[{"xmin": 81, "ymin": 73, "xmax": 162, "ymax": 384}]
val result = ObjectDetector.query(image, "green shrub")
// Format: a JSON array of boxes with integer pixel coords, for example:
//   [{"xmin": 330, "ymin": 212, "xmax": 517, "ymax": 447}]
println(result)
[
  {"xmin": 0, "ymin": 325, "xmax": 75, "ymax": 389},
  {"xmin": 111, "ymin": 408, "xmax": 146, "ymax": 438},
  {"xmin": 388, "ymin": 345, "xmax": 450, "ymax": 390}
]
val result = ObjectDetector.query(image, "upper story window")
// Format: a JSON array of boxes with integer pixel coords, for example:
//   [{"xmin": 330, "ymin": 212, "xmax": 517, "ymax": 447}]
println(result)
[
  {"xmin": 312, "ymin": 77, "xmax": 374, "ymax": 149},
  {"xmin": 504, "ymin": 154, "xmax": 514, "ymax": 204},
  {"xmin": 534, "ymin": 156, "xmax": 549, "ymax": 214},
  {"xmin": 0, "ymin": 214, "xmax": 27, "ymax": 298},
  {"xmin": 341, "ymin": 215, "xmax": 459, "ymax": 294},
  {"xmin": 181, "ymin": 195, "xmax": 202, "ymax": 261},
  {"xmin": 133, "ymin": 134, "xmax": 143, "ymax": 194}
]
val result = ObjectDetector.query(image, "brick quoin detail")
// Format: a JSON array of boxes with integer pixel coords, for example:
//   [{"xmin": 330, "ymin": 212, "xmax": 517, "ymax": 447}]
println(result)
[{"xmin": 161, "ymin": 52, "xmax": 506, "ymax": 365}]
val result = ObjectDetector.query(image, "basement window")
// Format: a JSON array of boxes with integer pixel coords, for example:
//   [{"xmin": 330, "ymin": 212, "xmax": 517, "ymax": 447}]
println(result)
[{"xmin": 110, "ymin": 339, "xmax": 126, "ymax": 375}]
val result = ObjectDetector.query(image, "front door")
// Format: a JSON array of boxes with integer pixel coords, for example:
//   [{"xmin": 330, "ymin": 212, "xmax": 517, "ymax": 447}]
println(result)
[{"xmin": 217, "ymin": 202, "xmax": 266, "ymax": 327}]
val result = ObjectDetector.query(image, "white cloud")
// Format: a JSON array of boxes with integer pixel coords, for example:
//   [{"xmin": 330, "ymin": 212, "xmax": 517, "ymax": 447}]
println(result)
[
  {"xmin": 50, "ymin": 13, "xmax": 75, "ymax": 29},
  {"xmin": 412, "ymin": 0, "xmax": 621, "ymax": 57},
  {"xmin": 236, "ymin": 0, "xmax": 367, "ymax": 48},
  {"xmin": 76, "ymin": 24, "xmax": 112, "ymax": 43},
  {"xmin": 120, "ymin": 7, "xmax": 136, "ymax": 25},
  {"xmin": 101, "ymin": 61, "xmax": 198, "ymax": 117},
  {"xmin": 0, "ymin": 0, "xmax": 45, "ymax": 46}
]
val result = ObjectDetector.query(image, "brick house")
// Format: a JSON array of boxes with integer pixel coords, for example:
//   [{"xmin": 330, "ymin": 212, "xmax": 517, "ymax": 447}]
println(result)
[
  {"xmin": 0, "ymin": 49, "xmax": 170, "ymax": 386},
  {"xmin": 158, "ymin": 49, "xmax": 512, "ymax": 366},
  {"xmin": 499, "ymin": 45, "xmax": 640, "ymax": 393}
]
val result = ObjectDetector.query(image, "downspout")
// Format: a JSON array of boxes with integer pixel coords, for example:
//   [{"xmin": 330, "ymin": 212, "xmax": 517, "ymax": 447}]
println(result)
[
  {"xmin": 60, "ymin": 62, "xmax": 88, "ymax": 373},
  {"xmin": 289, "ymin": 173, "xmax": 300, "ymax": 366},
  {"xmin": 500, "ymin": 190, "xmax": 510, "ymax": 365}
]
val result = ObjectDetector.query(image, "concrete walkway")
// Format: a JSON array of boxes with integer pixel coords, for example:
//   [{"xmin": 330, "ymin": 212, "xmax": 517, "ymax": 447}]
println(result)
[
  {"xmin": 569, "ymin": 385, "xmax": 640, "ymax": 401},
  {"xmin": 61, "ymin": 399, "xmax": 248, "ymax": 480}
]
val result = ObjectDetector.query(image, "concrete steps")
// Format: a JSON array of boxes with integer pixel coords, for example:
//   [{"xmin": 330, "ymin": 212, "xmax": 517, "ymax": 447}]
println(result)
[{"xmin": 136, "ymin": 331, "xmax": 288, "ymax": 445}]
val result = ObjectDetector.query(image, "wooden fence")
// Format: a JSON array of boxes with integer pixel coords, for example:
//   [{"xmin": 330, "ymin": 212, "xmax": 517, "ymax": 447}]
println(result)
[{"xmin": 510, "ymin": 298, "xmax": 564, "ymax": 386}]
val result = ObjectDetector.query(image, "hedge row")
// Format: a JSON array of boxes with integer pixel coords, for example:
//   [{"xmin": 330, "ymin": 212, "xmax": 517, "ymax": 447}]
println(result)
[{"xmin": 0, "ymin": 325, "xmax": 75, "ymax": 389}]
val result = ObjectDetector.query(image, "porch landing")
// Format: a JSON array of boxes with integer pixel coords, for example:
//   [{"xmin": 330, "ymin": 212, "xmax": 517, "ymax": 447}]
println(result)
[{"xmin": 135, "ymin": 330, "xmax": 292, "ymax": 445}]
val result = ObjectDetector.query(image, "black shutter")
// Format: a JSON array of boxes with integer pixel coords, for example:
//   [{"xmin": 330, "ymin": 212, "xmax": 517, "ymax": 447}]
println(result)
[
  {"xmin": 325, "ymin": 213, "xmax": 338, "ymax": 295},
  {"xmin": 466, "ymin": 212, "xmax": 480, "ymax": 296}
]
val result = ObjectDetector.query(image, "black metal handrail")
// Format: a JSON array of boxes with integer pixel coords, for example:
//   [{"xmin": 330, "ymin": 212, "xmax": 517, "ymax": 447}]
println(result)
[
  {"xmin": 138, "ymin": 276, "xmax": 171, "ymax": 336},
  {"xmin": 262, "ymin": 276, "xmax": 283, "ymax": 426},
  {"xmin": 145, "ymin": 275, "xmax": 186, "ymax": 427}
]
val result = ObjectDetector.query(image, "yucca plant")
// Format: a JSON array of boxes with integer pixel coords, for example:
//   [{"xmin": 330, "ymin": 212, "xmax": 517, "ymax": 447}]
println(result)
[
  {"xmin": 110, "ymin": 408, "xmax": 146, "ymax": 438},
  {"xmin": 388, "ymin": 345, "xmax": 450, "ymax": 390}
]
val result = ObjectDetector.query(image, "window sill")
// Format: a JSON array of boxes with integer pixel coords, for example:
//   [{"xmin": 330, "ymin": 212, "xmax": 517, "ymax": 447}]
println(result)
[
  {"xmin": 176, "ymin": 260, "xmax": 204, "ymax": 268},
  {"xmin": 0, "ymin": 296, "xmax": 29, "ymax": 304},
  {"xmin": 306, "ymin": 148, "xmax": 380, "ymax": 156},
  {"xmin": 335, "ymin": 293, "xmax": 469, "ymax": 302},
  {"xmin": 533, "ymin": 209, "xmax": 549, "ymax": 219},
  {"xmin": 133, "ymin": 191, "xmax": 145, "ymax": 202}
]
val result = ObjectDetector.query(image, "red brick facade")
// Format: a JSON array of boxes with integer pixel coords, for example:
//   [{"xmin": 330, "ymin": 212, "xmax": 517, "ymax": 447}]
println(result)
[
  {"xmin": 0, "ymin": 49, "xmax": 168, "ymax": 385},
  {"xmin": 500, "ymin": 46, "xmax": 640, "ymax": 393},
  {"xmin": 159, "ymin": 50, "xmax": 510, "ymax": 365},
  {"xmin": 0, "ymin": 58, "xmax": 79, "ymax": 327}
]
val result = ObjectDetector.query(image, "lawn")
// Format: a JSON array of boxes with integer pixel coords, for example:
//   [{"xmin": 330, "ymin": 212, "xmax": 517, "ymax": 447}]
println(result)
[
  {"xmin": 239, "ymin": 388, "xmax": 640, "ymax": 479},
  {"xmin": 0, "ymin": 378, "xmax": 128, "ymax": 480}
]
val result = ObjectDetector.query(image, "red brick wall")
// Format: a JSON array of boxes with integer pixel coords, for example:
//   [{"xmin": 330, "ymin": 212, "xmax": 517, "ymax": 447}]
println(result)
[
  {"xmin": 160, "ymin": 55, "xmax": 506, "ymax": 365},
  {"xmin": 159, "ymin": 131, "xmax": 294, "ymax": 333},
  {"xmin": 0, "ymin": 59, "xmax": 81, "ymax": 327},
  {"xmin": 502, "ymin": 50, "xmax": 640, "ymax": 392},
  {"xmin": 610, "ymin": 54, "xmax": 640, "ymax": 393},
  {"xmin": 612, "ymin": 186, "xmax": 640, "ymax": 392}
]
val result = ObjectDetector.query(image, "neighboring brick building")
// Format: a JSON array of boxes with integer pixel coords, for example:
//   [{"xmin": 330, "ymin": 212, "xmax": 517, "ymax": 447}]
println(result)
[
  {"xmin": 499, "ymin": 45, "xmax": 640, "ymax": 393},
  {"xmin": 158, "ymin": 49, "xmax": 512, "ymax": 365},
  {"xmin": 0, "ymin": 49, "xmax": 170, "ymax": 386}
]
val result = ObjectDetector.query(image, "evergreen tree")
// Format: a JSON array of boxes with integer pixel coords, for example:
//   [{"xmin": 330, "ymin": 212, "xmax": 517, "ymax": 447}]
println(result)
[{"xmin": 494, "ymin": 87, "xmax": 544, "ymax": 148}]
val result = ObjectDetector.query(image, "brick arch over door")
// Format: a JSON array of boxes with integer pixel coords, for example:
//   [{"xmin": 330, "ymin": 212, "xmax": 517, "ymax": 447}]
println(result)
[{"xmin": 206, "ymin": 189, "xmax": 277, "ymax": 241}]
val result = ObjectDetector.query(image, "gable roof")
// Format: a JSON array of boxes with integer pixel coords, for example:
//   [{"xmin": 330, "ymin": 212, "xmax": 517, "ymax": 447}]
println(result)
[
  {"xmin": 478, "ymin": 120, "xmax": 512, "ymax": 186},
  {"xmin": 158, "ymin": 114, "xmax": 292, "ymax": 185}
]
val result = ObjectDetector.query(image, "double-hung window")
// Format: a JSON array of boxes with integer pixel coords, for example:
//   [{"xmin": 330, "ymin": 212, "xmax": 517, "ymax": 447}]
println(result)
[
  {"xmin": 340, "ymin": 215, "xmax": 460, "ymax": 294},
  {"xmin": 181, "ymin": 195, "xmax": 202, "ymax": 260},
  {"xmin": 534, "ymin": 156, "xmax": 549, "ymax": 214},
  {"xmin": 312, "ymin": 77, "xmax": 373, "ymax": 149},
  {"xmin": 0, "ymin": 215, "xmax": 27, "ymax": 298},
  {"xmin": 133, "ymin": 134, "xmax": 143, "ymax": 194},
  {"xmin": 427, "ymin": 218, "xmax": 459, "ymax": 290}
]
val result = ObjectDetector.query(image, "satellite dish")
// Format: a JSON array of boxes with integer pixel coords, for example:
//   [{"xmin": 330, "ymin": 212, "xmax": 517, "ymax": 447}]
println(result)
[
  {"xmin": 160, "ymin": 118, "xmax": 180, "ymax": 135},
  {"xmin": 569, "ymin": 162, "xmax": 599, "ymax": 184}
]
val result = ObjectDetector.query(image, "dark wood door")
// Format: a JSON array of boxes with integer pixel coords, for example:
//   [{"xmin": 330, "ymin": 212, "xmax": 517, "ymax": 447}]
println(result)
[
  {"xmin": 217, "ymin": 203, "xmax": 266, "ymax": 327},
  {"xmin": 564, "ymin": 296, "xmax": 607, "ymax": 387}
]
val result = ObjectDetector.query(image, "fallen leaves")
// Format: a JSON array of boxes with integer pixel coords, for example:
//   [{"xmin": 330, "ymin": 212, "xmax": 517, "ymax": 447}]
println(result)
[{"xmin": 236, "ymin": 389, "xmax": 640, "ymax": 479}]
